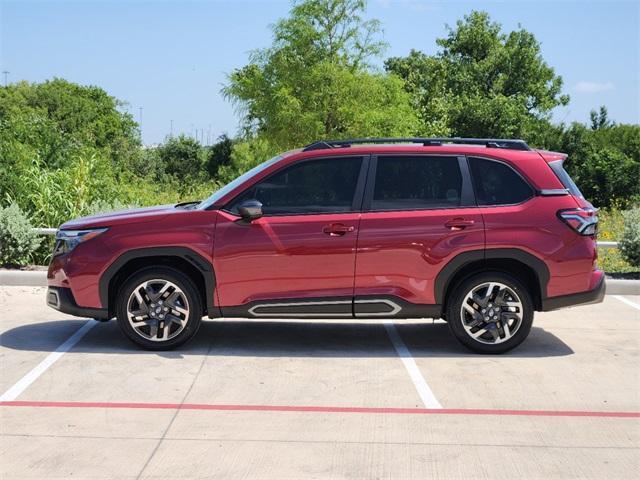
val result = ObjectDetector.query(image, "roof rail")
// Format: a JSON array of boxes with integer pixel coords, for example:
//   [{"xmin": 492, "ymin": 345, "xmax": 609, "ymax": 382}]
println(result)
[{"xmin": 302, "ymin": 137, "xmax": 531, "ymax": 152}]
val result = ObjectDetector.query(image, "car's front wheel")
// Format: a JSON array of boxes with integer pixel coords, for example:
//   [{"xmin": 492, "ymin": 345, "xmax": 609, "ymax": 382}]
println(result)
[
  {"xmin": 446, "ymin": 272, "xmax": 533, "ymax": 354},
  {"xmin": 116, "ymin": 266, "xmax": 202, "ymax": 350}
]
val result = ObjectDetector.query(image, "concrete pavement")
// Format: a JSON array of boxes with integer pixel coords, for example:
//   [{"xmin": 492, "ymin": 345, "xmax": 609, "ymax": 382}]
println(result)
[{"xmin": 0, "ymin": 286, "xmax": 638, "ymax": 479}]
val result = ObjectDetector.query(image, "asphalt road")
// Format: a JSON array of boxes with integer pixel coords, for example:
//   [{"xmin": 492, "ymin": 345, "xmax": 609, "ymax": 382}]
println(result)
[{"xmin": 1, "ymin": 286, "xmax": 638, "ymax": 479}]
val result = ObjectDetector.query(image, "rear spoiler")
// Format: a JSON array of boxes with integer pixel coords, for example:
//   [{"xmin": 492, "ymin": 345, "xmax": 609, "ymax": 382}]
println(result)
[{"xmin": 535, "ymin": 150, "xmax": 568, "ymax": 163}]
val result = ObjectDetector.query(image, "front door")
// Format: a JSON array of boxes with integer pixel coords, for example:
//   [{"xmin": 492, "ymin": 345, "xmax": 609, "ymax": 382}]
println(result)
[
  {"xmin": 213, "ymin": 155, "xmax": 367, "ymax": 317},
  {"xmin": 354, "ymin": 154, "xmax": 484, "ymax": 317}
]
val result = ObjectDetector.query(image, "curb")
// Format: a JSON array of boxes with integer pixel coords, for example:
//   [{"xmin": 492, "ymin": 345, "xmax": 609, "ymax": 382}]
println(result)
[
  {"xmin": 1, "ymin": 270, "xmax": 638, "ymax": 295},
  {"xmin": 606, "ymin": 279, "xmax": 640, "ymax": 296},
  {"xmin": 0, "ymin": 270, "xmax": 48, "ymax": 287}
]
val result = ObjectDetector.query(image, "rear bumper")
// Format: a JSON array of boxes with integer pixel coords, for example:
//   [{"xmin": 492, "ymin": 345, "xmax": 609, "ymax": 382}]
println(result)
[
  {"xmin": 47, "ymin": 287, "xmax": 110, "ymax": 319},
  {"xmin": 541, "ymin": 274, "xmax": 605, "ymax": 311}
]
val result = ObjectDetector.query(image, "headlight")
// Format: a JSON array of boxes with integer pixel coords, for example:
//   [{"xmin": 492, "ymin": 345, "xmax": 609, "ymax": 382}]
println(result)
[{"xmin": 53, "ymin": 228, "xmax": 109, "ymax": 255}]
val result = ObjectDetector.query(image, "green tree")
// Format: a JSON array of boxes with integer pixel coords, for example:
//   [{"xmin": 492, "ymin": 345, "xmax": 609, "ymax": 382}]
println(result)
[
  {"xmin": 223, "ymin": 0, "xmax": 418, "ymax": 149},
  {"xmin": 205, "ymin": 134, "xmax": 235, "ymax": 177},
  {"xmin": 0, "ymin": 79, "xmax": 140, "ymax": 217},
  {"xmin": 590, "ymin": 105, "xmax": 612, "ymax": 130},
  {"xmin": 558, "ymin": 122, "xmax": 640, "ymax": 209},
  {"xmin": 0, "ymin": 78, "xmax": 139, "ymax": 170},
  {"xmin": 385, "ymin": 11, "xmax": 569, "ymax": 141},
  {"xmin": 157, "ymin": 135, "xmax": 204, "ymax": 177}
]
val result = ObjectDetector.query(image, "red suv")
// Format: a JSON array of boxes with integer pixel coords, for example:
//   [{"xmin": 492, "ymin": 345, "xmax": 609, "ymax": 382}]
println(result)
[{"xmin": 47, "ymin": 138, "xmax": 604, "ymax": 353}]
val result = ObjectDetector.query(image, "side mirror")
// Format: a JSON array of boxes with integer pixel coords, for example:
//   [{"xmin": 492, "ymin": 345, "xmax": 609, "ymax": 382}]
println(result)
[{"xmin": 237, "ymin": 199, "xmax": 263, "ymax": 222}]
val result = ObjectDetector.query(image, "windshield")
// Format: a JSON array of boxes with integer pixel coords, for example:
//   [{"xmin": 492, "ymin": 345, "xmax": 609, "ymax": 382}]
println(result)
[{"xmin": 197, "ymin": 155, "xmax": 283, "ymax": 210}]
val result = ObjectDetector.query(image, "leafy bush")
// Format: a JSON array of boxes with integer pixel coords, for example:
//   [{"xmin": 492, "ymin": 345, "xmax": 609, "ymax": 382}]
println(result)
[
  {"xmin": 158, "ymin": 135, "xmax": 204, "ymax": 177},
  {"xmin": 557, "ymin": 122, "xmax": 640, "ymax": 209},
  {"xmin": 620, "ymin": 208, "xmax": 640, "ymax": 268},
  {"xmin": 85, "ymin": 199, "xmax": 140, "ymax": 216},
  {"xmin": 0, "ymin": 204, "xmax": 42, "ymax": 266},
  {"xmin": 217, "ymin": 137, "xmax": 277, "ymax": 184},
  {"xmin": 205, "ymin": 134, "xmax": 234, "ymax": 177}
]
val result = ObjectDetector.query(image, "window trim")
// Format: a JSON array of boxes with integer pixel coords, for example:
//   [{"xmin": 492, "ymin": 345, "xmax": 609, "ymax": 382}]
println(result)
[
  {"xmin": 466, "ymin": 155, "xmax": 536, "ymax": 208},
  {"xmin": 222, "ymin": 154, "xmax": 370, "ymax": 217},
  {"xmin": 362, "ymin": 154, "xmax": 476, "ymax": 213}
]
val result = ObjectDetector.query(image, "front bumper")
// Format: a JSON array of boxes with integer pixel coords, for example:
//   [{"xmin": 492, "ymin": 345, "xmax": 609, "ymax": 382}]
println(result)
[
  {"xmin": 541, "ymin": 274, "xmax": 606, "ymax": 311},
  {"xmin": 47, "ymin": 287, "xmax": 110, "ymax": 319}
]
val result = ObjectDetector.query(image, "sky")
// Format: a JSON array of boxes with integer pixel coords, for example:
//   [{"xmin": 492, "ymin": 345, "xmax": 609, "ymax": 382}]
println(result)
[{"xmin": 1, "ymin": 0, "xmax": 638, "ymax": 145}]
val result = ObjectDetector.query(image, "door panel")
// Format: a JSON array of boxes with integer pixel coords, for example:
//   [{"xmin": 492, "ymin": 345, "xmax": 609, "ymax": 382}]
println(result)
[
  {"xmin": 213, "ymin": 155, "xmax": 367, "ymax": 311},
  {"xmin": 354, "ymin": 154, "xmax": 484, "ymax": 312},
  {"xmin": 354, "ymin": 208, "xmax": 484, "ymax": 307},
  {"xmin": 214, "ymin": 210, "xmax": 360, "ymax": 307}
]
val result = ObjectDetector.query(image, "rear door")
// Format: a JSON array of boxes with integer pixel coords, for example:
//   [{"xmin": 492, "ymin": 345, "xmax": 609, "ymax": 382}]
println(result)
[
  {"xmin": 353, "ymin": 154, "xmax": 484, "ymax": 316},
  {"xmin": 213, "ymin": 155, "xmax": 368, "ymax": 317}
]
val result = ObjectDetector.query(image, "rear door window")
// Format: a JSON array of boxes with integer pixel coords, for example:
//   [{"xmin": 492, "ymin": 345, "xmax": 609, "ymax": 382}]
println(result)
[
  {"xmin": 469, "ymin": 157, "xmax": 533, "ymax": 206},
  {"xmin": 371, "ymin": 155, "xmax": 462, "ymax": 211}
]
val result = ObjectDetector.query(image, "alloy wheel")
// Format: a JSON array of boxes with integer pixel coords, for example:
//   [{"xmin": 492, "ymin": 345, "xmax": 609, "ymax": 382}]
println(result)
[
  {"xmin": 126, "ymin": 279, "xmax": 190, "ymax": 342},
  {"xmin": 459, "ymin": 282, "xmax": 524, "ymax": 345}
]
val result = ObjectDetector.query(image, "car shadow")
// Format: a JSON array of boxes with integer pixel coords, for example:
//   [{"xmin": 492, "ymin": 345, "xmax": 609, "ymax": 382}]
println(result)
[{"xmin": 1, "ymin": 318, "xmax": 574, "ymax": 358}]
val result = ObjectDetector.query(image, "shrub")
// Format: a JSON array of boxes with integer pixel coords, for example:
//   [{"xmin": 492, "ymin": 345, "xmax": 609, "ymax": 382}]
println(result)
[
  {"xmin": 205, "ymin": 134, "xmax": 234, "ymax": 178},
  {"xmin": 619, "ymin": 208, "xmax": 640, "ymax": 268},
  {"xmin": 85, "ymin": 199, "xmax": 140, "ymax": 216},
  {"xmin": 0, "ymin": 204, "xmax": 42, "ymax": 266}
]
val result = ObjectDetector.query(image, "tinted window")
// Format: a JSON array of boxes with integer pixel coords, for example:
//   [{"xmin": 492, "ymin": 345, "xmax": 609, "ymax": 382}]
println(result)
[
  {"xmin": 230, "ymin": 157, "xmax": 362, "ymax": 215},
  {"xmin": 198, "ymin": 154, "xmax": 282, "ymax": 210},
  {"xmin": 469, "ymin": 157, "xmax": 533, "ymax": 205},
  {"xmin": 372, "ymin": 156, "xmax": 462, "ymax": 210},
  {"xmin": 549, "ymin": 160, "xmax": 584, "ymax": 198}
]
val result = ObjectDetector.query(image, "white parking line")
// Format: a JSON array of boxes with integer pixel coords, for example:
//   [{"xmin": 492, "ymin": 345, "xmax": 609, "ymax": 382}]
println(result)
[
  {"xmin": 383, "ymin": 320, "xmax": 442, "ymax": 409},
  {"xmin": 613, "ymin": 295, "xmax": 640, "ymax": 311},
  {"xmin": 0, "ymin": 320, "xmax": 96, "ymax": 402}
]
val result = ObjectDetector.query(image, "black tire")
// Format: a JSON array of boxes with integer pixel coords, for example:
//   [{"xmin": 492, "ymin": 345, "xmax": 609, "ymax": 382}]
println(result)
[
  {"xmin": 115, "ymin": 266, "xmax": 202, "ymax": 350},
  {"xmin": 446, "ymin": 271, "xmax": 533, "ymax": 354}
]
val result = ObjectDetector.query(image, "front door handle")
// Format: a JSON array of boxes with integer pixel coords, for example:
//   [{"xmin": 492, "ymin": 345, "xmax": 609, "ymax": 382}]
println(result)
[
  {"xmin": 322, "ymin": 223, "xmax": 355, "ymax": 236},
  {"xmin": 445, "ymin": 218, "xmax": 475, "ymax": 230}
]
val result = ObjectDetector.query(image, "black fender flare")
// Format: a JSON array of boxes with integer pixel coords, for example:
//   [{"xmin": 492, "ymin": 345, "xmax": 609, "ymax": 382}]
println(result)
[
  {"xmin": 434, "ymin": 248, "xmax": 550, "ymax": 305},
  {"xmin": 99, "ymin": 247, "xmax": 218, "ymax": 317}
]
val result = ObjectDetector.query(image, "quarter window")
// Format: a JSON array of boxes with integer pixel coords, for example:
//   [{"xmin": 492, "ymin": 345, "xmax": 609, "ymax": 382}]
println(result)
[
  {"xmin": 229, "ymin": 157, "xmax": 363, "ymax": 215},
  {"xmin": 371, "ymin": 156, "xmax": 462, "ymax": 210},
  {"xmin": 469, "ymin": 157, "xmax": 533, "ymax": 206}
]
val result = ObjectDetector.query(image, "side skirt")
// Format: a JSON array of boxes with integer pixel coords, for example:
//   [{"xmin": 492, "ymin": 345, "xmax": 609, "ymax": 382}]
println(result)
[{"xmin": 220, "ymin": 296, "xmax": 442, "ymax": 320}]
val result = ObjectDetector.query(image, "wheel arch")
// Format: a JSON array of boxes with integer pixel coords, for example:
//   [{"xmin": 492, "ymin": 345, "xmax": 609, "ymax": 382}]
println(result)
[
  {"xmin": 435, "ymin": 248, "xmax": 549, "ymax": 313},
  {"xmin": 99, "ymin": 247, "xmax": 219, "ymax": 318}
]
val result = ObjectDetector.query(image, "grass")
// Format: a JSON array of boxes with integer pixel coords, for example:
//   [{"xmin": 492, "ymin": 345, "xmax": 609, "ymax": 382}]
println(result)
[{"xmin": 597, "ymin": 209, "xmax": 637, "ymax": 275}]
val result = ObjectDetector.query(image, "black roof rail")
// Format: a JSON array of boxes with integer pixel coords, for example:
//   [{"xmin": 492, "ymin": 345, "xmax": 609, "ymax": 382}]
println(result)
[{"xmin": 302, "ymin": 137, "xmax": 531, "ymax": 151}]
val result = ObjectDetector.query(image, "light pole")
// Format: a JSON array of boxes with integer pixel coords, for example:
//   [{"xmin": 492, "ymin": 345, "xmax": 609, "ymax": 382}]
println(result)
[{"xmin": 2, "ymin": 71, "xmax": 9, "ymax": 87}]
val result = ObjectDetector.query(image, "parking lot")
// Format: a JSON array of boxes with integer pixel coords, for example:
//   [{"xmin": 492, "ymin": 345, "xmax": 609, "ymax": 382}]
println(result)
[{"xmin": 0, "ymin": 286, "xmax": 638, "ymax": 479}]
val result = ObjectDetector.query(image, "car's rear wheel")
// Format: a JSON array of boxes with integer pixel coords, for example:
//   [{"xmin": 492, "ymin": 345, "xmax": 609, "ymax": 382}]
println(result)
[
  {"xmin": 446, "ymin": 272, "xmax": 533, "ymax": 354},
  {"xmin": 116, "ymin": 267, "xmax": 202, "ymax": 350}
]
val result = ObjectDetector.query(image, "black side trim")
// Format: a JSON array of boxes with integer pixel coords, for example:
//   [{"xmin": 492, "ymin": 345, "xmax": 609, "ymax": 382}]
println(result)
[
  {"xmin": 47, "ymin": 287, "xmax": 110, "ymax": 319},
  {"xmin": 222, "ymin": 296, "xmax": 353, "ymax": 318},
  {"xmin": 354, "ymin": 295, "xmax": 442, "ymax": 319},
  {"xmin": 98, "ymin": 247, "xmax": 218, "ymax": 318},
  {"xmin": 541, "ymin": 275, "xmax": 605, "ymax": 311},
  {"xmin": 222, "ymin": 295, "xmax": 443, "ymax": 319},
  {"xmin": 434, "ymin": 248, "xmax": 550, "ymax": 304}
]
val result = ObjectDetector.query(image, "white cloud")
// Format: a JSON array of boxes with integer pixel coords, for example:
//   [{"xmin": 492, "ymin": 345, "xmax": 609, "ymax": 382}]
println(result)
[{"xmin": 574, "ymin": 81, "xmax": 615, "ymax": 94}]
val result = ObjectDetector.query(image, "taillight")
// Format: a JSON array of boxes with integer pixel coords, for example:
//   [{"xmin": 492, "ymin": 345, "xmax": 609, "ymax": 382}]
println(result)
[{"xmin": 557, "ymin": 208, "xmax": 598, "ymax": 236}]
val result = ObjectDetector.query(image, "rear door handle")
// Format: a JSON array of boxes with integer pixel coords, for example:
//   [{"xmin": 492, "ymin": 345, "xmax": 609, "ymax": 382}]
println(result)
[
  {"xmin": 445, "ymin": 218, "xmax": 475, "ymax": 230},
  {"xmin": 322, "ymin": 223, "xmax": 355, "ymax": 236}
]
